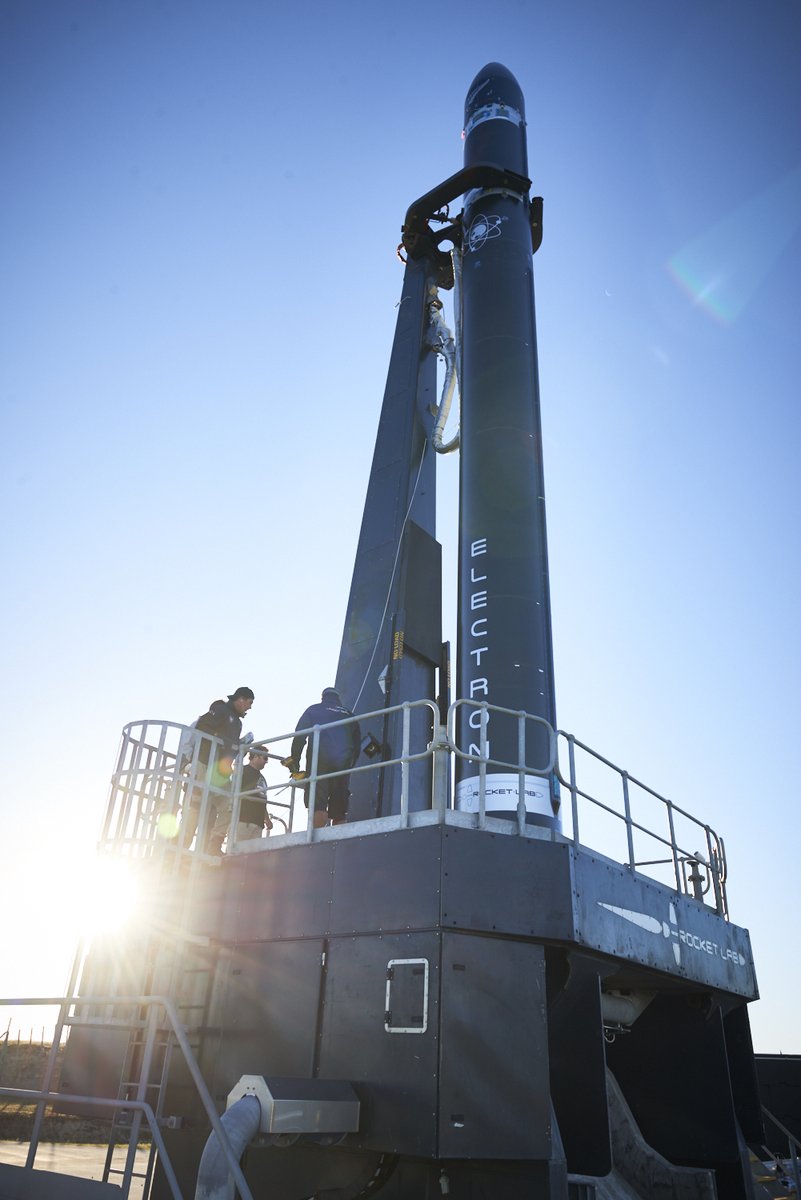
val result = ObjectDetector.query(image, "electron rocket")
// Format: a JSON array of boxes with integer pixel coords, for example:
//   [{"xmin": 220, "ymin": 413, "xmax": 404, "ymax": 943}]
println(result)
[{"xmin": 454, "ymin": 63, "xmax": 559, "ymax": 827}]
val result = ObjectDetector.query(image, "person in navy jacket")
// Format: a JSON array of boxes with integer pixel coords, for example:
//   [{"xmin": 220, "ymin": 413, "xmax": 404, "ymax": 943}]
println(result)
[{"xmin": 284, "ymin": 688, "xmax": 360, "ymax": 827}]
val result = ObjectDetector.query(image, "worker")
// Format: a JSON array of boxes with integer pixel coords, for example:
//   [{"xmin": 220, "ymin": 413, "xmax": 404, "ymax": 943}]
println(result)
[
  {"xmin": 209, "ymin": 746, "xmax": 273, "ymax": 852},
  {"xmin": 179, "ymin": 686, "xmax": 255, "ymax": 851},
  {"xmin": 283, "ymin": 687, "xmax": 360, "ymax": 827}
]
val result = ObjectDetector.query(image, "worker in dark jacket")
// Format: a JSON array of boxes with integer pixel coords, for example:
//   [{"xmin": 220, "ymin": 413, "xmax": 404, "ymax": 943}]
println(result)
[
  {"xmin": 283, "ymin": 688, "xmax": 360, "ymax": 827},
  {"xmin": 209, "ymin": 745, "xmax": 272, "ymax": 853},
  {"xmin": 180, "ymin": 686, "xmax": 255, "ymax": 850},
  {"xmin": 195, "ymin": 687, "xmax": 254, "ymax": 765}
]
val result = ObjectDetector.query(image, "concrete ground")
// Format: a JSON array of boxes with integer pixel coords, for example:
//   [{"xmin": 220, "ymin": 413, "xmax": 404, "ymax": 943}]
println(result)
[{"xmin": 0, "ymin": 1141, "xmax": 149, "ymax": 1196}]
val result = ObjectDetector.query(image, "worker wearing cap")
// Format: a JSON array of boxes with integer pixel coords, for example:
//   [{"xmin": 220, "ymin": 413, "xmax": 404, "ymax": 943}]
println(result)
[
  {"xmin": 283, "ymin": 688, "xmax": 360, "ymax": 828},
  {"xmin": 180, "ymin": 686, "xmax": 255, "ymax": 851},
  {"xmin": 210, "ymin": 745, "xmax": 273, "ymax": 852}
]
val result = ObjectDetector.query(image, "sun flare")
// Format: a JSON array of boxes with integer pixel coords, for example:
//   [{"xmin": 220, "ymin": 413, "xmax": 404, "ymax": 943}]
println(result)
[{"xmin": 73, "ymin": 853, "xmax": 142, "ymax": 939}]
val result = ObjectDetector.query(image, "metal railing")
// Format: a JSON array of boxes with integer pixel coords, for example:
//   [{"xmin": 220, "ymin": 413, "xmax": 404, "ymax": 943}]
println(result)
[
  {"xmin": 555, "ymin": 730, "xmax": 728, "ymax": 916},
  {"xmin": 0, "ymin": 993, "xmax": 255, "ymax": 1200},
  {"xmin": 98, "ymin": 699, "xmax": 728, "ymax": 915},
  {"xmin": 243, "ymin": 697, "xmax": 441, "ymax": 840},
  {"xmin": 448, "ymin": 698, "xmax": 557, "ymax": 832},
  {"xmin": 760, "ymin": 1104, "xmax": 801, "ymax": 1197}
]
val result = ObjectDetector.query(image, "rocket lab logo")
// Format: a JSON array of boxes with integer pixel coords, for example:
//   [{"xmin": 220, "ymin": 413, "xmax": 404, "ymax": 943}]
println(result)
[
  {"xmin": 597, "ymin": 901, "xmax": 748, "ymax": 970},
  {"xmin": 466, "ymin": 213, "xmax": 502, "ymax": 253}
]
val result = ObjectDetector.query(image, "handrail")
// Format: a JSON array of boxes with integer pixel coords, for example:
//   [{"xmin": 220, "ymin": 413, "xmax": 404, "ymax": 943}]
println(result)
[
  {"xmin": 761, "ymin": 1104, "xmax": 801, "ymax": 1196},
  {"xmin": 99, "ymin": 700, "xmax": 729, "ymax": 914},
  {"xmin": 555, "ymin": 728, "xmax": 728, "ymax": 917},
  {"xmin": 0, "ymin": 1085, "xmax": 184, "ymax": 1200},
  {"xmin": 0, "ymin": 993, "xmax": 255, "ymax": 1200},
  {"xmin": 447, "ymin": 698, "xmax": 557, "ymax": 774},
  {"xmin": 103, "ymin": 699, "xmax": 441, "ymax": 857}
]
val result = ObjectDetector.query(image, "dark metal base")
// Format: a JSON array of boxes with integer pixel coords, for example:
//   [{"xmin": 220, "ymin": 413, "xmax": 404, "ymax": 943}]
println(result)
[{"xmin": 61, "ymin": 823, "xmax": 761, "ymax": 1200}]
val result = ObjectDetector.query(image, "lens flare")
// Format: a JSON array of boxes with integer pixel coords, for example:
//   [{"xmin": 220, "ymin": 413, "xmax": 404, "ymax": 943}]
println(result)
[
  {"xmin": 156, "ymin": 811, "xmax": 179, "ymax": 840},
  {"xmin": 667, "ymin": 165, "xmax": 801, "ymax": 323}
]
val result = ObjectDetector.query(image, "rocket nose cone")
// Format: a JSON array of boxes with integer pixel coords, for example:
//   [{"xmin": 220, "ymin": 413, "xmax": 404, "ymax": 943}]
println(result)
[{"xmin": 465, "ymin": 62, "xmax": 525, "ymax": 119}]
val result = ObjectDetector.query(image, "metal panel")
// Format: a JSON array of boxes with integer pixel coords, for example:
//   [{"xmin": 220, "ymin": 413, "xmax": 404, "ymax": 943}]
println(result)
[
  {"xmin": 334, "ymin": 255, "xmax": 439, "ymax": 824},
  {"xmin": 187, "ymin": 854, "xmax": 246, "ymax": 941},
  {"xmin": 231, "ymin": 841, "xmax": 335, "ymax": 941},
  {"xmin": 56, "ymin": 1025, "xmax": 130, "ymax": 1115},
  {"xmin": 328, "ymin": 826, "xmax": 442, "ymax": 936},
  {"xmin": 197, "ymin": 939, "xmax": 325, "ymax": 1110},
  {"xmin": 574, "ymin": 851, "xmax": 758, "ymax": 996},
  {"xmin": 58, "ymin": 938, "xmax": 150, "ymax": 1115},
  {"xmin": 724, "ymin": 1004, "xmax": 764, "ymax": 1145},
  {"xmin": 547, "ymin": 951, "xmax": 612, "ymax": 1175},
  {"xmin": 754, "ymin": 1054, "xmax": 801, "ymax": 1150},
  {"xmin": 317, "ymin": 931, "xmax": 440, "ymax": 1158},
  {"xmin": 606, "ymin": 993, "xmax": 741, "ymax": 1165},
  {"xmin": 441, "ymin": 827, "xmax": 575, "ymax": 940},
  {"xmin": 401, "ymin": 521, "xmax": 442, "ymax": 666},
  {"xmin": 438, "ymin": 933, "xmax": 552, "ymax": 1160}
]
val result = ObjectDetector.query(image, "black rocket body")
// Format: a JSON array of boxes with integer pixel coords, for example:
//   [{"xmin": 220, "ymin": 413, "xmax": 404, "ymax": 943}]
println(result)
[{"xmin": 455, "ymin": 63, "xmax": 559, "ymax": 826}]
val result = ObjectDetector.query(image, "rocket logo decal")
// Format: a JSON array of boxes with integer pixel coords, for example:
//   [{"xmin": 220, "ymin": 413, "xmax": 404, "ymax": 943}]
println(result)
[
  {"xmin": 466, "ymin": 213, "xmax": 502, "ymax": 252},
  {"xmin": 597, "ymin": 901, "xmax": 747, "ymax": 970}
]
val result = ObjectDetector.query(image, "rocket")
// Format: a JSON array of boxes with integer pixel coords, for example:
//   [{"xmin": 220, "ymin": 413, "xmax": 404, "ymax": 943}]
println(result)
[
  {"xmin": 336, "ymin": 62, "xmax": 559, "ymax": 828},
  {"xmin": 454, "ymin": 64, "xmax": 560, "ymax": 828}
]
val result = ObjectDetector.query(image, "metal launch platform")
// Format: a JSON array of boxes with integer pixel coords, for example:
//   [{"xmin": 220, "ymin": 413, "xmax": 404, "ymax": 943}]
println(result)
[{"xmin": 0, "ymin": 703, "xmax": 777, "ymax": 1199}]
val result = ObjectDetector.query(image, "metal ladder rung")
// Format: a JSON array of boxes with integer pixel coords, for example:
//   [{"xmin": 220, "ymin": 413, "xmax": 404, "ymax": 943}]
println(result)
[{"xmin": 106, "ymin": 1166, "xmax": 150, "ymax": 1181}]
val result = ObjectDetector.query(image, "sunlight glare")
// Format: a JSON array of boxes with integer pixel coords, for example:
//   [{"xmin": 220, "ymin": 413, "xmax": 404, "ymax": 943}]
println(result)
[{"xmin": 74, "ymin": 854, "xmax": 141, "ymax": 938}]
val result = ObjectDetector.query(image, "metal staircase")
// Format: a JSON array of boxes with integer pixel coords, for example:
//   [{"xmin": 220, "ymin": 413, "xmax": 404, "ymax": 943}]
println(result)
[{"xmin": 749, "ymin": 1106, "xmax": 801, "ymax": 1199}]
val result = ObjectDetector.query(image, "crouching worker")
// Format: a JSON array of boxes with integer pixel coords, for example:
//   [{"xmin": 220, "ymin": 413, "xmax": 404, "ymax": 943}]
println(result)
[{"xmin": 282, "ymin": 688, "xmax": 360, "ymax": 828}]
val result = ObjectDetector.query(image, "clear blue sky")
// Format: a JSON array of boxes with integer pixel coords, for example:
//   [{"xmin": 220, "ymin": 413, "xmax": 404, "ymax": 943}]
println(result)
[{"xmin": 1, "ymin": 1, "xmax": 799, "ymax": 1052}]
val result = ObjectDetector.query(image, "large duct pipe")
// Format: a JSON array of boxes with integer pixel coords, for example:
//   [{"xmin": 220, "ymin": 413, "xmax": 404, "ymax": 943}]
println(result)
[{"xmin": 194, "ymin": 1094, "xmax": 261, "ymax": 1200}]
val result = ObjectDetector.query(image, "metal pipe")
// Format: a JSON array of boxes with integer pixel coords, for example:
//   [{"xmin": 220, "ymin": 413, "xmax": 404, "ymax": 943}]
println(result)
[{"xmin": 3, "ymin": 1087, "xmax": 184, "ymax": 1200}]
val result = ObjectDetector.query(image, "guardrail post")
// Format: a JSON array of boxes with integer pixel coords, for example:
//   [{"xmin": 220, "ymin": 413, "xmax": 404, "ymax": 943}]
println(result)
[
  {"xmin": 431, "ymin": 721, "xmax": 450, "ymax": 818},
  {"xmin": 400, "ymin": 704, "xmax": 411, "ymax": 827},
  {"xmin": 477, "ymin": 704, "xmax": 489, "ymax": 828},
  {"xmin": 306, "ymin": 727, "xmax": 321, "ymax": 841},
  {"xmin": 707, "ymin": 830, "xmax": 725, "ymax": 916},
  {"xmin": 517, "ymin": 712, "xmax": 526, "ymax": 836},
  {"xmin": 621, "ymin": 772, "xmax": 636, "ymax": 871},
  {"xmin": 227, "ymin": 754, "xmax": 245, "ymax": 851},
  {"xmin": 567, "ymin": 735, "xmax": 580, "ymax": 850},
  {"xmin": 666, "ymin": 801, "xmax": 682, "ymax": 892}
]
